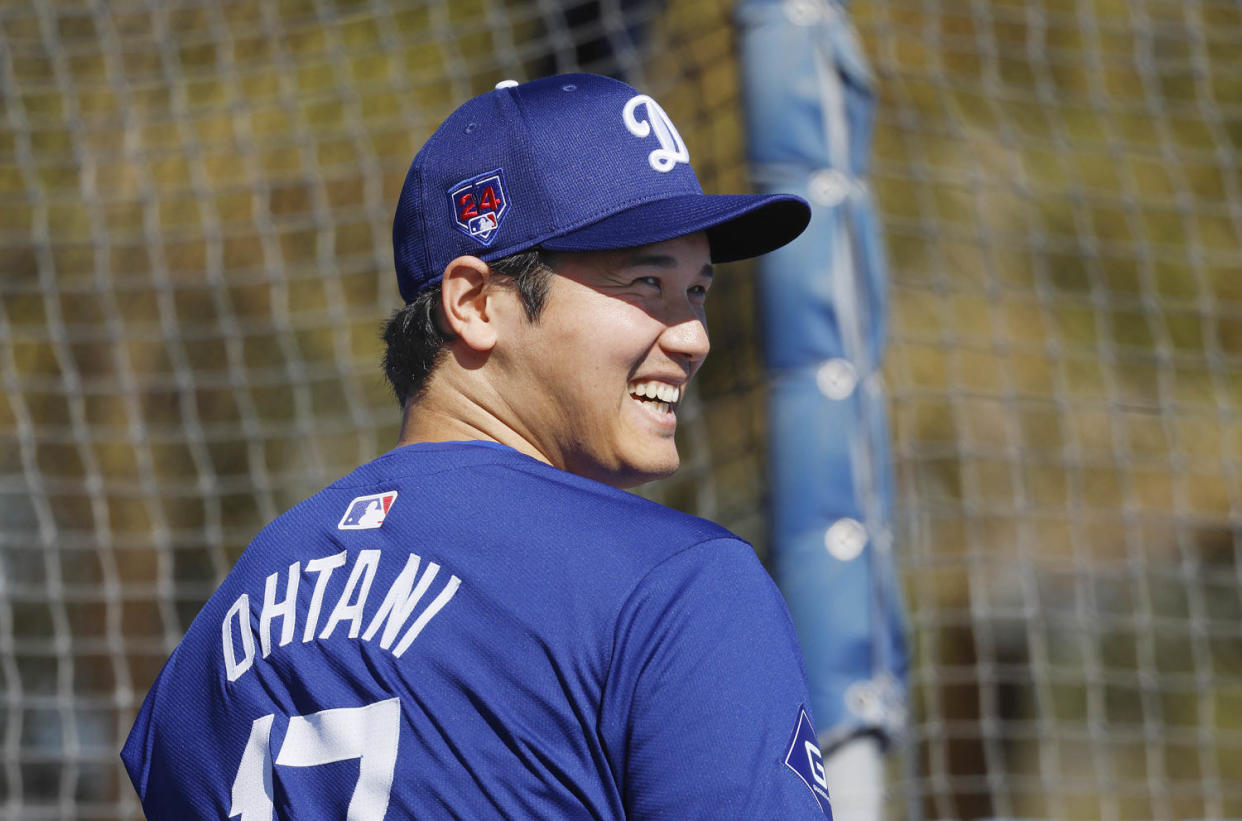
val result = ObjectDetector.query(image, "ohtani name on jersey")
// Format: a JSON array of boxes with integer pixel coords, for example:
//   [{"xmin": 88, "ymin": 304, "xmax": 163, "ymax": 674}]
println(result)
[{"xmin": 220, "ymin": 549, "xmax": 462, "ymax": 682}]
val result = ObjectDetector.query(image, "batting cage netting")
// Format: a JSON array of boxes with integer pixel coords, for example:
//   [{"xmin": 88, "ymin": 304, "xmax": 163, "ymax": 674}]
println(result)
[{"xmin": 1, "ymin": 1, "xmax": 1240, "ymax": 819}]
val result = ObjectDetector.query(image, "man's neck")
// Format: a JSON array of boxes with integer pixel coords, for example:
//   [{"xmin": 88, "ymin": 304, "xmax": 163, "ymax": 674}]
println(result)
[{"xmin": 395, "ymin": 384, "xmax": 553, "ymax": 469}]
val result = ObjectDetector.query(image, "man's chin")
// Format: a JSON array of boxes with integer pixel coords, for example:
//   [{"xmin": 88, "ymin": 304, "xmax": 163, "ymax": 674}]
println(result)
[
  {"xmin": 564, "ymin": 449, "xmax": 678, "ymax": 489},
  {"xmin": 612, "ymin": 450, "xmax": 681, "ymax": 489}
]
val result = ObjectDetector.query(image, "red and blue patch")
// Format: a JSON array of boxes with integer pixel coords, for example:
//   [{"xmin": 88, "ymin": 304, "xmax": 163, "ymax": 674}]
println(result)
[
  {"xmin": 338, "ymin": 490, "xmax": 398, "ymax": 530},
  {"xmin": 448, "ymin": 169, "xmax": 509, "ymax": 246}
]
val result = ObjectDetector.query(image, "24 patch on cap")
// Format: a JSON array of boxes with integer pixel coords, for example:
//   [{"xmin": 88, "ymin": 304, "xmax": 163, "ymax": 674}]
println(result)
[
  {"xmin": 449, "ymin": 169, "xmax": 509, "ymax": 245},
  {"xmin": 785, "ymin": 706, "xmax": 833, "ymax": 817}
]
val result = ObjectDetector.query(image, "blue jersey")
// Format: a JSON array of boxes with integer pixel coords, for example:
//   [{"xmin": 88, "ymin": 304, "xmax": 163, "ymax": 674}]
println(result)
[{"xmin": 122, "ymin": 441, "xmax": 832, "ymax": 819}]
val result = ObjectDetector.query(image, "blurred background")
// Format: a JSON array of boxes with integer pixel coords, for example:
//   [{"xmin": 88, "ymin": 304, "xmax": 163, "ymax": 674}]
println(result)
[{"xmin": 1, "ymin": 0, "xmax": 1240, "ymax": 819}]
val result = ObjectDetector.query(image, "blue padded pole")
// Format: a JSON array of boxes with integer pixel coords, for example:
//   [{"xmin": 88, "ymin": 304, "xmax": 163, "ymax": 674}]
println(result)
[{"xmin": 735, "ymin": 0, "xmax": 908, "ymax": 752}]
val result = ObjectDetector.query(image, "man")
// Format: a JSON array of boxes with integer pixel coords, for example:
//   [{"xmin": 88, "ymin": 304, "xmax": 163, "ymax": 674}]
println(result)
[{"xmin": 123, "ymin": 73, "xmax": 829, "ymax": 819}]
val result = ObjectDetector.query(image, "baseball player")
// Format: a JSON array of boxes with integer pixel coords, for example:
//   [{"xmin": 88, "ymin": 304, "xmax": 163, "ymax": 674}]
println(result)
[{"xmin": 123, "ymin": 73, "xmax": 830, "ymax": 819}]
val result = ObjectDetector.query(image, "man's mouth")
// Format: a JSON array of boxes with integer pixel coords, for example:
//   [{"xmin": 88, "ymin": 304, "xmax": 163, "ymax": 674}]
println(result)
[{"xmin": 627, "ymin": 379, "xmax": 682, "ymax": 416}]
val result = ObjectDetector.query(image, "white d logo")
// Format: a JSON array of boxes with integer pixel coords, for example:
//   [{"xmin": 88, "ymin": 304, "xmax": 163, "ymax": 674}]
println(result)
[{"xmin": 623, "ymin": 94, "xmax": 690, "ymax": 173}]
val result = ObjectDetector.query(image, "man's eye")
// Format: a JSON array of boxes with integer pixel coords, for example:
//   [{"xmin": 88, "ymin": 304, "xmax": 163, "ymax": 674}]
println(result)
[
  {"xmin": 634, "ymin": 276, "xmax": 661, "ymax": 288},
  {"xmin": 689, "ymin": 284, "xmax": 708, "ymax": 298}
]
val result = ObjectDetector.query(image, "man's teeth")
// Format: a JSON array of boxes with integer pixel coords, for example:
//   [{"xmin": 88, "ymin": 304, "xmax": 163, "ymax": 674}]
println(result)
[{"xmin": 628, "ymin": 380, "xmax": 682, "ymax": 404}]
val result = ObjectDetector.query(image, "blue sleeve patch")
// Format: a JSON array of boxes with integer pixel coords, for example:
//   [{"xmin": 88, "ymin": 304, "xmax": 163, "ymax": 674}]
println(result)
[{"xmin": 784, "ymin": 706, "xmax": 833, "ymax": 817}]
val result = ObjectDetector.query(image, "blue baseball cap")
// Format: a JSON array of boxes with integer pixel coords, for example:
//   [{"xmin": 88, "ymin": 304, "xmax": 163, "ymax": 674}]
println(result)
[{"xmin": 392, "ymin": 73, "xmax": 811, "ymax": 303}]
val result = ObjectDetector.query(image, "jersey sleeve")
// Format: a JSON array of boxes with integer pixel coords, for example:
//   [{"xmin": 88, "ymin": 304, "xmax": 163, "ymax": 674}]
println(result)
[{"xmin": 601, "ymin": 537, "xmax": 832, "ymax": 819}]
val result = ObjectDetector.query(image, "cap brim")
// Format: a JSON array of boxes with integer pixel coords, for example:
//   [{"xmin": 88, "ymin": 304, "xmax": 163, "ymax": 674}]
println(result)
[{"xmin": 538, "ymin": 193, "xmax": 811, "ymax": 263}]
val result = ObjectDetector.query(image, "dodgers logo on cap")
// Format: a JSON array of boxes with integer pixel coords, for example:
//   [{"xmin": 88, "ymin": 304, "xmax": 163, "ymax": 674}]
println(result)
[
  {"xmin": 448, "ymin": 169, "xmax": 509, "ymax": 245},
  {"xmin": 622, "ymin": 94, "xmax": 690, "ymax": 173},
  {"xmin": 338, "ymin": 491, "xmax": 398, "ymax": 530}
]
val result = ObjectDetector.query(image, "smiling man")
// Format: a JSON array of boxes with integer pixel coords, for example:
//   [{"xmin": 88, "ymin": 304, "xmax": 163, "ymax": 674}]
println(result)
[
  {"xmin": 123, "ymin": 74, "xmax": 831, "ymax": 819},
  {"xmin": 399, "ymin": 235, "xmax": 714, "ymax": 488}
]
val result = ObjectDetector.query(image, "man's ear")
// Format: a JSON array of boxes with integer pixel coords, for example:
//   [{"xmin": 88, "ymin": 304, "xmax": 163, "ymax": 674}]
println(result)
[{"xmin": 440, "ymin": 255, "xmax": 499, "ymax": 352}]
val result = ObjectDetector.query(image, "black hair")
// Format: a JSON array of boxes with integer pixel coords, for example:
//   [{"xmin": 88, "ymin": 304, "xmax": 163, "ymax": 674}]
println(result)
[{"xmin": 381, "ymin": 249, "xmax": 555, "ymax": 406}]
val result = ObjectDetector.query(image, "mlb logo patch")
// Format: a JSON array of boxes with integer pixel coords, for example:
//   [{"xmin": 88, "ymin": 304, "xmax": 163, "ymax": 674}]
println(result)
[
  {"xmin": 785, "ymin": 707, "xmax": 833, "ymax": 817},
  {"xmin": 448, "ymin": 169, "xmax": 509, "ymax": 245},
  {"xmin": 338, "ymin": 491, "xmax": 398, "ymax": 530}
]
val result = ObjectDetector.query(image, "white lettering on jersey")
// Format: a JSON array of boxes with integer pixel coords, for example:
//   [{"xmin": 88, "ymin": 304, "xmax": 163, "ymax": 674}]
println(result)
[
  {"xmin": 229, "ymin": 713, "xmax": 274, "ymax": 819},
  {"xmin": 622, "ymin": 94, "xmax": 690, "ymax": 173},
  {"xmin": 302, "ymin": 550, "xmax": 348, "ymax": 642},
  {"xmin": 360, "ymin": 556, "xmax": 463, "ymax": 658},
  {"xmin": 362, "ymin": 554, "xmax": 438, "ymax": 650},
  {"xmin": 231, "ymin": 700, "xmax": 399, "ymax": 820},
  {"xmin": 260, "ymin": 561, "xmax": 300, "ymax": 657},
  {"xmin": 319, "ymin": 549, "xmax": 381, "ymax": 640},
  {"xmin": 391, "ymin": 576, "xmax": 460, "ymax": 658},
  {"xmin": 223, "ymin": 594, "xmax": 255, "ymax": 682},
  {"xmin": 221, "ymin": 550, "xmax": 461, "ymax": 683},
  {"xmin": 275, "ymin": 699, "xmax": 400, "ymax": 819}
]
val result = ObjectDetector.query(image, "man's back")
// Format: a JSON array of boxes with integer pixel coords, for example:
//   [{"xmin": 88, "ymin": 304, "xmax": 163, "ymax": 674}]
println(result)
[{"xmin": 123, "ymin": 441, "xmax": 830, "ymax": 818}]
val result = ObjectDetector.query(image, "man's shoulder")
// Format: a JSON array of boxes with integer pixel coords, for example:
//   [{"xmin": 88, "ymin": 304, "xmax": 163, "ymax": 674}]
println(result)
[
  {"xmin": 471, "ymin": 445, "xmax": 741, "ymax": 551},
  {"xmin": 236, "ymin": 440, "xmax": 746, "ymax": 601},
  {"xmin": 349, "ymin": 440, "xmax": 739, "ymax": 542}
]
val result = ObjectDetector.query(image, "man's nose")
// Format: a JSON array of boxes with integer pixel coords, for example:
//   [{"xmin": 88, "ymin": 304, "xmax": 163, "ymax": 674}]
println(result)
[{"xmin": 660, "ymin": 315, "xmax": 711, "ymax": 369}]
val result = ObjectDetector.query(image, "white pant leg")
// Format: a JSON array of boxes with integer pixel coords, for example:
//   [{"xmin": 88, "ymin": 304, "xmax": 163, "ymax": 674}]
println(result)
[{"xmin": 823, "ymin": 735, "xmax": 884, "ymax": 821}]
